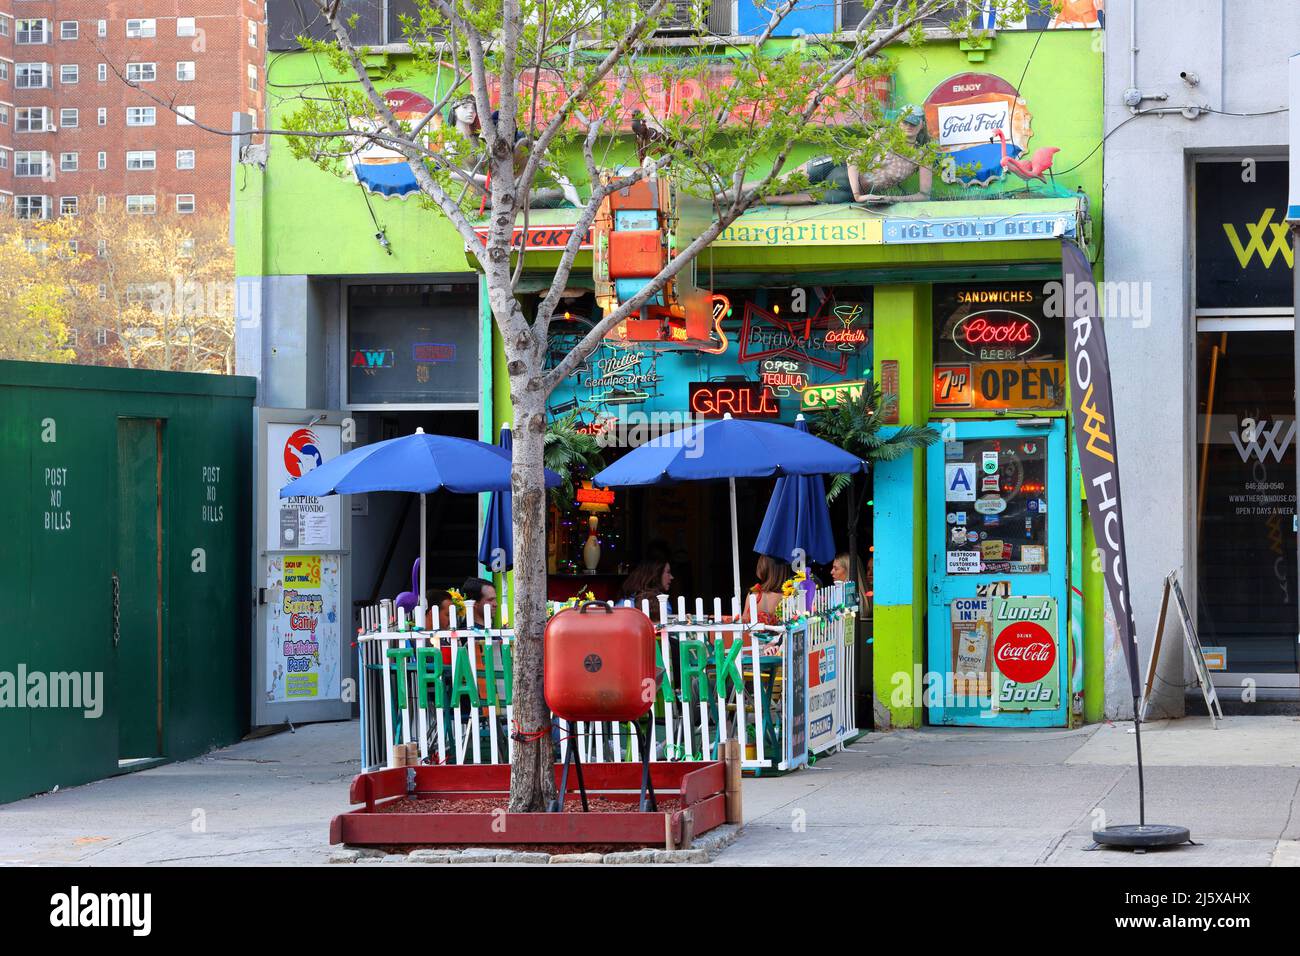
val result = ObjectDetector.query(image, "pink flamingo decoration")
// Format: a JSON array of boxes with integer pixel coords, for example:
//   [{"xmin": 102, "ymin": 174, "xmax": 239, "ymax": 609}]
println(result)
[{"xmin": 992, "ymin": 129, "xmax": 1060, "ymax": 183}]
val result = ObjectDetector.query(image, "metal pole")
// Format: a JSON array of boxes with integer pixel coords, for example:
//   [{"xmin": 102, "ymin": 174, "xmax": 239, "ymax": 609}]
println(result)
[
  {"xmin": 419, "ymin": 493, "xmax": 427, "ymax": 613},
  {"xmin": 729, "ymin": 477, "xmax": 741, "ymax": 607}
]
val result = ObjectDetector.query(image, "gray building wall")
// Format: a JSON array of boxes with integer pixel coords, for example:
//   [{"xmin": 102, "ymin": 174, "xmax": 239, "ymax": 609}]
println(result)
[{"xmin": 1102, "ymin": 0, "xmax": 1298, "ymax": 717}]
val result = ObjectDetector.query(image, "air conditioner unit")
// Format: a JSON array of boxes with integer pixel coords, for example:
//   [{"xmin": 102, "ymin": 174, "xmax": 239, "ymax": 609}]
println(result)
[{"xmin": 45, "ymin": 124, "xmax": 57, "ymax": 132}]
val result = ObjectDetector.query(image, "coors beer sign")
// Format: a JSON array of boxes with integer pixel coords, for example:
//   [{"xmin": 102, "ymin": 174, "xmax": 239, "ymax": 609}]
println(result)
[{"xmin": 1059, "ymin": 240, "xmax": 1142, "ymax": 701}]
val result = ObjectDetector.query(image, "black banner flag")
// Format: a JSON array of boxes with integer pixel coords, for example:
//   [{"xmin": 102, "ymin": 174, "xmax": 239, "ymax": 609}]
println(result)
[{"xmin": 1059, "ymin": 240, "xmax": 1141, "ymax": 701}]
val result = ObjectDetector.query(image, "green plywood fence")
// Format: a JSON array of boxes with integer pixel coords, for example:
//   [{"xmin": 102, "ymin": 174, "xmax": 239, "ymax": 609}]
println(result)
[{"xmin": 0, "ymin": 361, "xmax": 256, "ymax": 804}]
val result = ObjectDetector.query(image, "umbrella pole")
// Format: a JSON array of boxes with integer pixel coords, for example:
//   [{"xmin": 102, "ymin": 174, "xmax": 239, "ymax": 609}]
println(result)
[
  {"xmin": 418, "ymin": 493, "xmax": 428, "ymax": 616},
  {"xmin": 729, "ymin": 477, "xmax": 741, "ymax": 609}
]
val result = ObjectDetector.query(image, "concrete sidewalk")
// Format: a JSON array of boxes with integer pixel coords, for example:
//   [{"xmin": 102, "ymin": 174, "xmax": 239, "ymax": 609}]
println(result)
[
  {"xmin": 0, "ymin": 717, "xmax": 1296, "ymax": 865},
  {"xmin": 715, "ymin": 716, "xmax": 1300, "ymax": 866}
]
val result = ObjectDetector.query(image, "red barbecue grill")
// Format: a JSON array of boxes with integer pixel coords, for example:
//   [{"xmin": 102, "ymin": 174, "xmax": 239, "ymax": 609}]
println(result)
[{"xmin": 544, "ymin": 602, "xmax": 659, "ymax": 812}]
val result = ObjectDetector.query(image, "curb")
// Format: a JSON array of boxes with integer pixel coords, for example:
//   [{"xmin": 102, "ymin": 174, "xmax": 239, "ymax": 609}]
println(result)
[{"xmin": 331, "ymin": 824, "xmax": 743, "ymax": 866}]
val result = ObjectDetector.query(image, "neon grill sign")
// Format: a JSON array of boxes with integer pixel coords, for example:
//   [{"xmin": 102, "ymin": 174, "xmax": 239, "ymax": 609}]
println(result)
[{"xmin": 952, "ymin": 310, "xmax": 1041, "ymax": 358}]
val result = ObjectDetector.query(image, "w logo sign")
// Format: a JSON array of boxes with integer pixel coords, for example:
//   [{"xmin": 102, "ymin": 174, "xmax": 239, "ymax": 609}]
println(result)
[
  {"xmin": 1222, "ymin": 209, "xmax": 1294, "ymax": 269},
  {"xmin": 1230, "ymin": 419, "xmax": 1296, "ymax": 462}
]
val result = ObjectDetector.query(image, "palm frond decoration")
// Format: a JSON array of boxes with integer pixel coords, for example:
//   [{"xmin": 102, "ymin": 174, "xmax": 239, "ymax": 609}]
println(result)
[
  {"xmin": 544, "ymin": 412, "xmax": 606, "ymax": 508},
  {"xmin": 814, "ymin": 385, "xmax": 940, "ymax": 502}
]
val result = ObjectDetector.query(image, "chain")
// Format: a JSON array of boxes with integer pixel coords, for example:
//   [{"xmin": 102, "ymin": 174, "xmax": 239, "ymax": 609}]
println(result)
[{"xmin": 111, "ymin": 573, "xmax": 120, "ymax": 648}]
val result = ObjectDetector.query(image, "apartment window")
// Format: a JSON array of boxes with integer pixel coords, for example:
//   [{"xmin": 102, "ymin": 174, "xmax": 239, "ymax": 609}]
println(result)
[
  {"xmin": 177, "ymin": 17, "xmax": 196, "ymax": 38},
  {"xmin": 98, "ymin": 63, "xmax": 107, "ymax": 82},
  {"xmin": 15, "ymin": 195, "xmax": 51, "ymax": 220},
  {"xmin": 97, "ymin": 107, "xmax": 106, "ymax": 126},
  {"xmin": 126, "ymin": 194, "xmax": 156, "ymax": 215},
  {"xmin": 248, "ymin": 20, "xmax": 257, "ymax": 47},
  {"xmin": 126, "ymin": 107, "xmax": 156, "ymax": 126},
  {"xmin": 126, "ymin": 150, "xmax": 156, "ymax": 171},
  {"xmin": 176, "ymin": 61, "xmax": 195, "ymax": 82},
  {"xmin": 16, "ymin": 107, "xmax": 52, "ymax": 132},
  {"xmin": 97, "ymin": 239, "xmax": 107, "ymax": 258},
  {"xmin": 59, "ymin": 64, "xmax": 78, "ymax": 85},
  {"xmin": 0, "ymin": 107, "xmax": 7, "ymax": 126},
  {"xmin": 126, "ymin": 19, "xmax": 156, "ymax": 39},
  {"xmin": 0, "ymin": 19, "xmax": 8, "ymax": 38},
  {"xmin": 176, "ymin": 194, "xmax": 195, "ymax": 214},
  {"xmin": 97, "ymin": 20, "xmax": 106, "ymax": 39},
  {"xmin": 179, "ymin": 238, "xmax": 195, "ymax": 258},
  {"xmin": 247, "ymin": 64, "xmax": 258, "ymax": 91},
  {"xmin": 16, "ymin": 63, "xmax": 51, "ymax": 89},
  {"xmin": 16, "ymin": 19, "xmax": 50, "ymax": 45},
  {"xmin": 176, "ymin": 149, "xmax": 195, "ymax": 170},
  {"xmin": 59, "ymin": 151, "xmax": 77, "ymax": 172},
  {"xmin": 176, "ymin": 105, "xmax": 195, "ymax": 126},
  {"xmin": 96, "ymin": 327, "xmax": 109, "ymax": 344},
  {"xmin": 0, "ymin": 152, "xmax": 7, "ymax": 169},
  {"xmin": 0, "ymin": 63, "xmax": 9, "ymax": 82},
  {"xmin": 97, "ymin": 195, "xmax": 106, "ymax": 212},
  {"xmin": 60, "ymin": 195, "xmax": 77, "ymax": 217},
  {"xmin": 97, "ymin": 151, "xmax": 106, "ymax": 170},
  {"xmin": 126, "ymin": 62, "xmax": 155, "ymax": 83},
  {"xmin": 68, "ymin": 328, "xmax": 78, "ymax": 347},
  {"xmin": 59, "ymin": 21, "xmax": 78, "ymax": 41},
  {"xmin": 59, "ymin": 108, "xmax": 77, "ymax": 128},
  {"xmin": 15, "ymin": 151, "xmax": 49, "ymax": 178}
]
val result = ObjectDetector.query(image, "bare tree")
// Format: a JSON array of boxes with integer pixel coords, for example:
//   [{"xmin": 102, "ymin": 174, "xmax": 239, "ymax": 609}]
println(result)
[{"xmin": 109, "ymin": 0, "xmax": 1012, "ymax": 809}]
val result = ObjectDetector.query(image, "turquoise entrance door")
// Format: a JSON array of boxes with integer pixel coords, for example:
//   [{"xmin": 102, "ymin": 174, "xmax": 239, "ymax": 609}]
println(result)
[{"xmin": 926, "ymin": 419, "xmax": 1068, "ymax": 726}]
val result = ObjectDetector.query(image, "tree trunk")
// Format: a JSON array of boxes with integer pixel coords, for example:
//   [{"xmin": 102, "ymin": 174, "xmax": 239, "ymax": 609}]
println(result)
[{"xmin": 506, "ymin": 387, "xmax": 558, "ymax": 812}]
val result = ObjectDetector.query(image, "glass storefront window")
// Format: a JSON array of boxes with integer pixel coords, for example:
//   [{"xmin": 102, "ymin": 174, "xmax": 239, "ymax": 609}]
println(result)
[
  {"xmin": 1195, "ymin": 329, "xmax": 1299, "ymax": 674},
  {"xmin": 942, "ymin": 436, "xmax": 1048, "ymax": 573},
  {"xmin": 347, "ymin": 284, "xmax": 479, "ymax": 406},
  {"xmin": 932, "ymin": 282, "xmax": 1066, "ymax": 412}
]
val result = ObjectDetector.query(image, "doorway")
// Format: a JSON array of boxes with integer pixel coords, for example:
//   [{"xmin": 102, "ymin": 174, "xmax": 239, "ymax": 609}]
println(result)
[
  {"xmin": 116, "ymin": 418, "xmax": 165, "ymax": 762},
  {"xmin": 925, "ymin": 419, "xmax": 1068, "ymax": 726},
  {"xmin": 1195, "ymin": 327, "xmax": 1299, "ymax": 686}
]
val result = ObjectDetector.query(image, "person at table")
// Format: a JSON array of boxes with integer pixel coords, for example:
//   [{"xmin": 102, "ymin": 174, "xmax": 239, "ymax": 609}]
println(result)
[
  {"xmin": 752, "ymin": 555, "xmax": 792, "ymax": 622},
  {"xmin": 620, "ymin": 560, "xmax": 673, "ymax": 609},
  {"xmin": 832, "ymin": 552, "xmax": 872, "ymax": 615}
]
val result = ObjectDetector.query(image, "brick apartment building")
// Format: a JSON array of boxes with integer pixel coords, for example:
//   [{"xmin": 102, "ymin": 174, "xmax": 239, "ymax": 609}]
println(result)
[{"xmin": 0, "ymin": 2, "xmax": 266, "ymax": 219}]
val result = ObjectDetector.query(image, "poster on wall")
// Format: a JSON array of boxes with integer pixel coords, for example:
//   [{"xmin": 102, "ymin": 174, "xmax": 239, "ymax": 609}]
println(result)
[
  {"xmin": 265, "ymin": 423, "xmax": 342, "ymax": 551},
  {"xmin": 265, "ymin": 554, "xmax": 342, "ymax": 703},
  {"xmin": 990, "ymin": 595, "xmax": 1059, "ymax": 710}
]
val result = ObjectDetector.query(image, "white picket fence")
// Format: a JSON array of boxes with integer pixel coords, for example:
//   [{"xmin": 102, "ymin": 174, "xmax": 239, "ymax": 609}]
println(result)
[{"xmin": 356, "ymin": 583, "xmax": 858, "ymax": 774}]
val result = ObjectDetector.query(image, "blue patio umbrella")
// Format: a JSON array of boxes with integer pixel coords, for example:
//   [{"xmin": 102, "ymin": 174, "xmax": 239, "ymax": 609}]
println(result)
[
  {"xmin": 753, "ymin": 416, "xmax": 839, "ymax": 567},
  {"xmin": 478, "ymin": 423, "xmax": 515, "ymax": 572},
  {"xmin": 280, "ymin": 427, "xmax": 558, "ymax": 614},
  {"xmin": 593, "ymin": 414, "xmax": 864, "ymax": 604}
]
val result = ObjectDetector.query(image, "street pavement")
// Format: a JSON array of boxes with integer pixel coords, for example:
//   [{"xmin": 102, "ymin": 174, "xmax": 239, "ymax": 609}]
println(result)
[{"xmin": 0, "ymin": 716, "xmax": 1296, "ymax": 866}]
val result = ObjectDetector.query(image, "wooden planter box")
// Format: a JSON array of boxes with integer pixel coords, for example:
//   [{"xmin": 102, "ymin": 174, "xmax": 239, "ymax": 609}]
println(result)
[{"xmin": 330, "ymin": 761, "xmax": 729, "ymax": 849}]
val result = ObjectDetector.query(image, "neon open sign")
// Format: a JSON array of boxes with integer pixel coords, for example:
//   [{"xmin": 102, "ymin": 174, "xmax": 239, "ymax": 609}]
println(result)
[{"xmin": 952, "ymin": 310, "xmax": 1041, "ymax": 357}]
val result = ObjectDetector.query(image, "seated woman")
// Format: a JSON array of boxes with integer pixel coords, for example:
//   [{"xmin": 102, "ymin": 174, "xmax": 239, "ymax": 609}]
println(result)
[
  {"xmin": 751, "ymin": 555, "xmax": 792, "ymax": 623},
  {"xmin": 620, "ymin": 560, "xmax": 673, "ymax": 611}
]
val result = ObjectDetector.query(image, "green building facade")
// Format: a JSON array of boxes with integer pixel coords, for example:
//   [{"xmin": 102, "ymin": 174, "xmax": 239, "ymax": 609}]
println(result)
[{"xmin": 239, "ymin": 11, "xmax": 1106, "ymax": 731}]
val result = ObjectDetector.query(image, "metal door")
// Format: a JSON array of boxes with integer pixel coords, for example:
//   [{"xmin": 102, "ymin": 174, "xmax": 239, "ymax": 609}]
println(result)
[
  {"xmin": 926, "ymin": 419, "xmax": 1068, "ymax": 726},
  {"xmin": 116, "ymin": 418, "xmax": 165, "ymax": 759},
  {"xmin": 253, "ymin": 408, "xmax": 352, "ymax": 726}
]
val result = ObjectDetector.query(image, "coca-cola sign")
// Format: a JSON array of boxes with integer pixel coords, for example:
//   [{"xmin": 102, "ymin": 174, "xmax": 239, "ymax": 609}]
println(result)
[{"xmin": 992, "ymin": 621, "xmax": 1056, "ymax": 684}]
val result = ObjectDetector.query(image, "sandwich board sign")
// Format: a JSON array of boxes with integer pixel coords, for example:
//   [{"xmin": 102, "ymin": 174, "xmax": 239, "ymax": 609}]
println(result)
[{"xmin": 1140, "ymin": 571, "xmax": 1224, "ymax": 726}]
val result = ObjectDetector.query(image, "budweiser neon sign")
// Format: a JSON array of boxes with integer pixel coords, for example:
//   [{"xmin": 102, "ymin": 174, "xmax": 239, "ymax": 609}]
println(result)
[{"xmin": 952, "ymin": 310, "xmax": 1040, "ymax": 357}]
